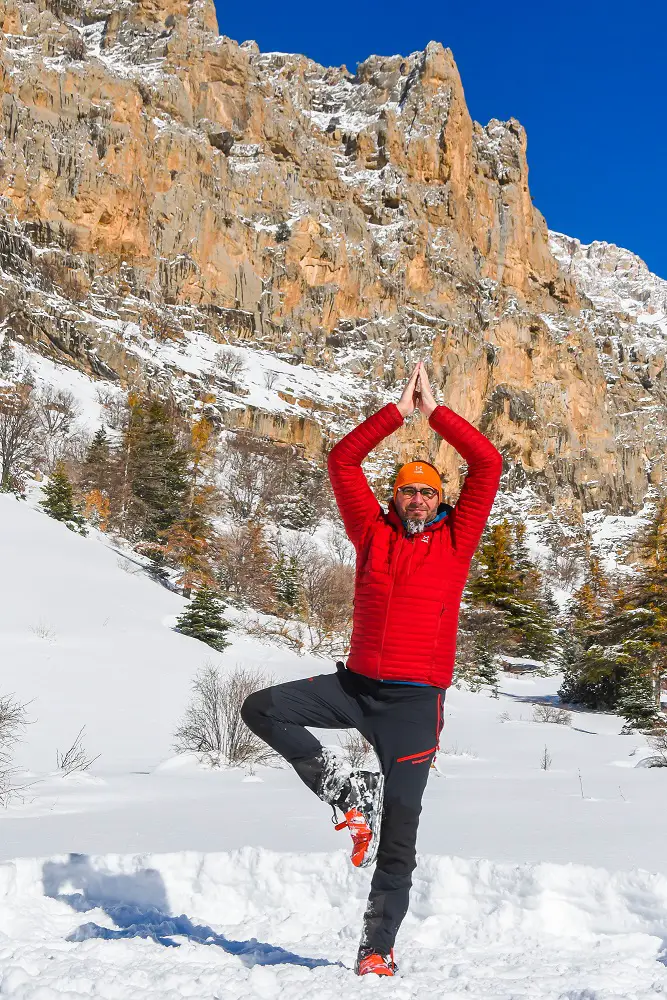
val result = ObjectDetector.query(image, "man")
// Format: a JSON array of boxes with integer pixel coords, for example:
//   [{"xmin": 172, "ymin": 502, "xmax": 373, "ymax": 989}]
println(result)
[{"xmin": 242, "ymin": 361, "xmax": 502, "ymax": 976}]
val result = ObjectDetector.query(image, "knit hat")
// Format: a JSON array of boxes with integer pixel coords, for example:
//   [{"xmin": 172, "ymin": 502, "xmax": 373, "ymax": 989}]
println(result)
[{"xmin": 393, "ymin": 461, "xmax": 442, "ymax": 501}]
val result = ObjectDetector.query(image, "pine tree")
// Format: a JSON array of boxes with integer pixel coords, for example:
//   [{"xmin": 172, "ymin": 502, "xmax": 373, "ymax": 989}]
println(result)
[
  {"xmin": 468, "ymin": 520, "xmax": 517, "ymax": 603},
  {"xmin": 616, "ymin": 664, "xmax": 661, "ymax": 734},
  {"xmin": 157, "ymin": 415, "xmax": 219, "ymax": 596},
  {"xmin": 0, "ymin": 334, "xmax": 13, "ymax": 378},
  {"xmin": 273, "ymin": 553, "xmax": 301, "ymax": 609},
  {"xmin": 41, "ymin": 461, "xmax": 87, "ymax": 534},
  {"xmin": 468, "ymin": 518, "xmax": 559, "ymax": 662},
  {"xmin": 175, "ymin": 586, "xmax": 231, "ymax": 651},
  {"xmin": 559, "ymin": 502, "xmax": 667, "ymax": 719},
  {"xmin": 80, "ymin": 426, "xmax": 111, "ymax": 494},
  {"xmin": 117, "ymin": 396, "xmax": 189, "ymax": 541}
]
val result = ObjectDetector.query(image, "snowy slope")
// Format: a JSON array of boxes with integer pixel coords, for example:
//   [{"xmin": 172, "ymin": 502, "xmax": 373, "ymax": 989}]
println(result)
[{"xmin": 3, "ymin": 490, "xmax": 667, "ymax": 996}]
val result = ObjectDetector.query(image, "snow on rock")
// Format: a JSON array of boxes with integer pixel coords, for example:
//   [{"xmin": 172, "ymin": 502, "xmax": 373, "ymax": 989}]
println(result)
[
  {"xmin": 1, "ymin": 848, "xmax": 667, "ymax": 997},
  {"xmin": 550, "ymin": 232, "xmax": 667, "ymax": 336}
]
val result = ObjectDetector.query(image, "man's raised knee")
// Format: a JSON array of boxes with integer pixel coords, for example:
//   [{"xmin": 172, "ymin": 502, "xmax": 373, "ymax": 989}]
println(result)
[{"xmin": 240, "ymin": 687, "xmax": 272, "ymax": 732}]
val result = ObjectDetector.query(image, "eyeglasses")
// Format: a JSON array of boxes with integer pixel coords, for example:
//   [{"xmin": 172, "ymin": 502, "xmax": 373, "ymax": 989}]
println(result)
[{"xmin": 397, "ymin": 486, "xmax": 438, "ymax": 500}]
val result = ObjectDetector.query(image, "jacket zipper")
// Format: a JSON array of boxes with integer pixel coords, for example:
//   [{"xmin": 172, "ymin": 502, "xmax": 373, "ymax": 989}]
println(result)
[{"xmin": 375, "ymin": 532, "xmax": 409, "ymax": 678}]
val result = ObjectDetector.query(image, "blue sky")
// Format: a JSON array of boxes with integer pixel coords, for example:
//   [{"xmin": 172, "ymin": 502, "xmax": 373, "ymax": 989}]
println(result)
[{"xmin": 213, "ymin": 0, "xmax": 666, "ymax": 279}]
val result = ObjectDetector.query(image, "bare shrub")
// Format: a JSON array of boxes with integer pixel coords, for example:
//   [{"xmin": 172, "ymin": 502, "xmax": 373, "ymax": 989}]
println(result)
[
  {"xmin": 338, "ymin": 729, "xmax": 373, "ymax": 768},
  {"xmin": 215, "ymin": 348, "xmax": 247, "ymax": 383},
  {"xmin": 173, "ymin": 663, "xmax": 279, "ymax": 767},
  {"xmin": 0, "ymin": 694, "xmax": 28, "ymax": 804},
  {"xmin": 30, "ymin": 622, "xmax": 57, "ymax": 642},
  {"xmin": 642, "ymin": 729, "xmax": 667, "ymax": 768},
  {"xmin": 263, "ymin": 370, "xmax": 279, "ymax": 390},
  {"xmin": 532, "ymin": 703, "xmax": 572, "ymax": 726},
  {"xmin": 244, "ymin": 616, "xmax": 306, "ymax": 655},
  {"xmin": 497, "ymin": 711, "xmax": 511, "ymax": 723},
  {"xmin": 56, "ymin": 726, "xmax": 100, "ymax": 775},
  {"xmin": 540, "ymin": 745, "xmax": 553, "ymax": 771},
  {"xmin": 441, "ymin": 744, "xmax": 478, "ymax": 759}
]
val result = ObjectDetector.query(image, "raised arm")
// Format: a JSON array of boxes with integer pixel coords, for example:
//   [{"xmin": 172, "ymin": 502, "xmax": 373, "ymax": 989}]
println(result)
[
  {"xmin": 417, "ymin": 363, "xmax": 502, "ymax": 561},
  {"xmin": 327, "ymin": 404, "xmax": 403, "ymax": 545},
  {"xmin": 328, "ymin": 364, "xmax": 422, "ymax": 546}
]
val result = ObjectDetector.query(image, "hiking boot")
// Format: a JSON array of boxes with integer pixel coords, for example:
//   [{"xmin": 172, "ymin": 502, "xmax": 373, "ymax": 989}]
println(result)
[
  {"xmin": 333, "ymin": 768, "xmax": 384, "ymax": 869},
  {"xmin": 355, "ymin": 947, "xmax": 398, "ymax": 976},
  {"xmin": 295, "ymin": 749, "xmax": 384, "ymax": 869}
]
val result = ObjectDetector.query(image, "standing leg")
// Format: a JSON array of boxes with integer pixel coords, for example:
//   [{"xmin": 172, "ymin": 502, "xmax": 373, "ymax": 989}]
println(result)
[{"xmin": 359, "ymin": 685, "xmax": 445, "ymax": 959}]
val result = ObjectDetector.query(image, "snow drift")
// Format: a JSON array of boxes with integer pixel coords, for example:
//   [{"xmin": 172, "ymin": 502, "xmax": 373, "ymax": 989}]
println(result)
[{"xmin": 1, "ymin": 848, "xmax": 667, "ymax": 998}]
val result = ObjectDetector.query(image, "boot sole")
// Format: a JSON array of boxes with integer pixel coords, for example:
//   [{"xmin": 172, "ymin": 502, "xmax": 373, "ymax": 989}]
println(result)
[{"xmin": 354, "ymin": 770, "xmax": 384, "ymax": 869}]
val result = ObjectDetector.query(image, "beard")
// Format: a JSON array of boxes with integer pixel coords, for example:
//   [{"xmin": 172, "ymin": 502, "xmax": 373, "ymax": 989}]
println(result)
[{"xmin": 405, "ymin": 516, "xmax": 427, "ymax": 535}]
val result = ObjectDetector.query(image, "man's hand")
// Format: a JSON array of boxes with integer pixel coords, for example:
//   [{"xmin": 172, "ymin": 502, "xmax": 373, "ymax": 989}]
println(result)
[
  {"xmin": 416, "ymin": 362, "xmax": 437, "ymax": 418},
  {"xmin": 396, "ymin": 363, "xmax": 421, "ymax": 417}
]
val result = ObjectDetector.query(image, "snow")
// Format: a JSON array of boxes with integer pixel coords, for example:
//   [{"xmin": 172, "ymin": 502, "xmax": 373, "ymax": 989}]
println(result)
[
  {"xmin": 2, "ymin": 493, "xmax": 667, "ymax": 995},
  {"xmin": 3, "ymin": 848, "xmax": 667, "ymax": 998}
]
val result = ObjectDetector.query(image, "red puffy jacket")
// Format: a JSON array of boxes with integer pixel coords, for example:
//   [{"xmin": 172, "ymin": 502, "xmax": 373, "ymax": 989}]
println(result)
[{"xmin": 327, "ymin": 403, "xmax": 503, "ymax": 688}]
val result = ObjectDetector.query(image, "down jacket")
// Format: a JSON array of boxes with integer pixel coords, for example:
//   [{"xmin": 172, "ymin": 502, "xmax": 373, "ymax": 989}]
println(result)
[{"xmin": 327, "ymin": 403, "xmax": 503, "ymax": 688}]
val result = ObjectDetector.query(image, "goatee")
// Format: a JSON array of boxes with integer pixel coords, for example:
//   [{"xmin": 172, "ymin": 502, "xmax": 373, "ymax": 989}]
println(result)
[{"xmin": 405, "ymin": 517, "xmax": 427, "ymax": 535}]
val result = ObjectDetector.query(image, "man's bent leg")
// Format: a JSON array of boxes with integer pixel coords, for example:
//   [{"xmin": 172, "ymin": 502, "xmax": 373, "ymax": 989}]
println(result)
[{"xmin": 241, "ymin": 669, "xmax": 364, "ymax": 797}]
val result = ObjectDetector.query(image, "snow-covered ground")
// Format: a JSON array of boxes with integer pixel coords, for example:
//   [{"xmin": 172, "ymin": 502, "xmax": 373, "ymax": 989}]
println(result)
[{"xmin": 2, "ymin": 493, "xmax": 667, "ymax": 997}]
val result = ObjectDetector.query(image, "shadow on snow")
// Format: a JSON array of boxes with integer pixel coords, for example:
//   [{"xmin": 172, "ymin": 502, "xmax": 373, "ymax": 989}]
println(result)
[{"xmin": 42, "ymin": 853, "xmax": 336, "ymax": 969}]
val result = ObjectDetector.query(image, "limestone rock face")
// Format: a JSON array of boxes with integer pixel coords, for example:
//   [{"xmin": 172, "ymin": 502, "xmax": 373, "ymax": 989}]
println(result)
[{"xmin": 0, "ymin": 0, "xmax": 665, "ymax": 526}]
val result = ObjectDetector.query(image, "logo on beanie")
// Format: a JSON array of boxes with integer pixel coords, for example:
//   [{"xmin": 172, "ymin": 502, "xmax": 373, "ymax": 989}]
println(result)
[{"xmin": 415, "ymin": 465, "xmax": 423, "ymax": 474}]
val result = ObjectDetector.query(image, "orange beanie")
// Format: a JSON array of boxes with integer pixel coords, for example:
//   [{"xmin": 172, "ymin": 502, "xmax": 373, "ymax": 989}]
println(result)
[{"xmin": 393, "ymin": 461, "xmax": 442, "ymax": 501}]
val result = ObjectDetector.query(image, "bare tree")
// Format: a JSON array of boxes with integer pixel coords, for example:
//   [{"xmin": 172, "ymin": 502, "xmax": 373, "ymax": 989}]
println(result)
[
  {"xmin": 324, "ymin": 523, "xmax": 355, "ymax": 568},
  {"xmin": 0, "ymin": 694, "xmax": 28, "ymax": 804},
  {"xmin": 34, "ymin": 387, "xmax": 79, "ymax": 471},
  {"xmin": 173, "ymin": 663, "xmax": 279, "ymax": 767},
  {"xmin": 215, "ymin": 348, "xmax": 247, "ymax": 383},
  {"xmin": 0, "ymin": 383, "xmax": 37, "ymax": 490},
  {"xmin": 263, "ymin": 370, "xmax": 279, "ymax": 390},
  {"xmin": 300, "ymin": 555, "xmax": 354, "ymax": 656},
  {"xmin": 95, "ymin": 387, "xmax": 126, "ymax": 430}
]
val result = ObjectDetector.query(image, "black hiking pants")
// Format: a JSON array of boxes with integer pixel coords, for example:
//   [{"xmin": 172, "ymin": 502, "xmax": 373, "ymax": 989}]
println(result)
[{"xmin": 241, "ymin": 662, "xmax": 446, "ymax": 955}]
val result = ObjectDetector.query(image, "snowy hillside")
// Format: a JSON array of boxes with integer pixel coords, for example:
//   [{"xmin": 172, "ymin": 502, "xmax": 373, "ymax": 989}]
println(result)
[{"xmin": 2, "ymin": 492, "xmax": 667, "ymax": 996}]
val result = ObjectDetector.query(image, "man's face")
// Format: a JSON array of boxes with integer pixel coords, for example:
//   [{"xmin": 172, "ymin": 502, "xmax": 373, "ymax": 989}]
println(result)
[{"xmin": 394, "ymin": 483, "xmax": 440, "ymax": 523}]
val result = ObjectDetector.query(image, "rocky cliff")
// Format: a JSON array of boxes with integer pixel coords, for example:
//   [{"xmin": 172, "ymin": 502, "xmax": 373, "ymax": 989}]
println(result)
[{"xmin": 1, "ymin": 0, "xmax": 665, "ymax": 529}]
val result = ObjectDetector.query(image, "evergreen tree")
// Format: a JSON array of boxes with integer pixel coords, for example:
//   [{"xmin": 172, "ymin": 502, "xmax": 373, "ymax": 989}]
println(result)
[
  {"xmin": 175, "ymin": 585, "xmax": 231, "ymax": 651},
  {"xmin": 80, "ymin": 426, "xmax": 111, "ymax": 494},
  {"xmin": 157, "ymin": 415, "xmax": 219, "ymax": 596},
  {"xmin": 469, "ymin": 520, "xmax": 517, "ymax": 603},
  {"xmin": 117, "ymin": 396, "xmax": 189, "ymax": 541},
  {"xmin": 616, "ymin": 664, "xmax": 661, "ymax": 734},
  {"xmin": 0, "ymin": 334, "xmax": 13, "ymax": 378},
  {"xmin": 455, "ymin": 602, "xmax": 505, "ymax": 693},
  {"xmin": 558, "ymin": 502, "xmax": 667, "ymax": 721},
  {"xmin": 468, "ymin": 518, "xmax": 559, "ymax": 662},
  {"xmin": 273, "ymin": 553, "xmax": 301, "ymax": 609},
  {"xmin": 558, "ymin": 557, "xmax": 617, "ymax": 708},
  {"xmin": 41, "ymin": 462, "xmax": 87, "ymax": 534}
]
